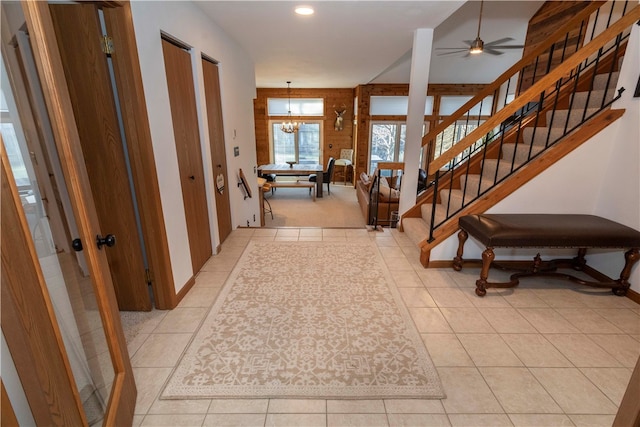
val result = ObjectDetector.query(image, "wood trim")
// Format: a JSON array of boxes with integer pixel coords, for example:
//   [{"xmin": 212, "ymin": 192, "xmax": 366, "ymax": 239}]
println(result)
[
  {"xmin": 613, "ymin": 355, "xmax": 640, "ymax": 426},
  {"xmin": 623, "ymin": 287, "xmax": 640, "ymax": 306},
  {"xmin": 102, "ymin": 2, "xmax": 177, "ymax": 310},
  {"xmin": 176, "ymin": 276, "xmax": 197, "ymax": 304},
  {"xmin": 1, "ymin": 380, "xmax": 20, "ymax": 427},
  {"xmin": 427, "ymin": 4, "xmax": 640, "ymax": 173},
  {"xmin": 1, "ymin": 142, "xmax": 85, "ymax": 426},
  {"xmin": 20, "ymin": 2, "xmax": 136, "ymax": 425}
]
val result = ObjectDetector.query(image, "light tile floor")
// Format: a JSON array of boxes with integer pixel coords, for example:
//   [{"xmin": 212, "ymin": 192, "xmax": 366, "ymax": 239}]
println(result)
[{"xmin": 126, "ymin": 228, "xmax": 640, "ymax": 427}]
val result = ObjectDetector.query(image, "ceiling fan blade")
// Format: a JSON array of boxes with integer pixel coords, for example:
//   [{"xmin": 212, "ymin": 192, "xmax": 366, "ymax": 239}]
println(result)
[
  {"xmin": 437, "ymin": 49, "xmax": 469, "ymax": 56},
  {"xmin": 483, "ymin": 47, "xmax": 504, "ymax": 56},
  {"xmin": 490, "ymin": 45, "xmax": 525, "ymax": 49},
  {"xmin": 484, "ymin": 37, "xmax": 514, "ymax": 47}
]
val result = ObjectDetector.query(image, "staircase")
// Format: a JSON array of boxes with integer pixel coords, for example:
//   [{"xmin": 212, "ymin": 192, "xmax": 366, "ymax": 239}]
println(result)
[{"xmin": 401, "ymin": 1, "xmax": 639, "ymax": 267}]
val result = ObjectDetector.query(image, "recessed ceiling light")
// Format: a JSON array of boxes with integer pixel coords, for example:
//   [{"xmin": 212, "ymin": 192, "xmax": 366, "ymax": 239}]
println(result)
[{"xmin": 295, "ymin": 6, "xmax": 314, "ymax": 16}]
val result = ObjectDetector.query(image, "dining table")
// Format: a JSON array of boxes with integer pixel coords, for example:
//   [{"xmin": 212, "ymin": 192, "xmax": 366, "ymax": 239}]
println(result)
[{"xmin": 257, "ymin": 163, "xmax": 324, "ymax": 198}]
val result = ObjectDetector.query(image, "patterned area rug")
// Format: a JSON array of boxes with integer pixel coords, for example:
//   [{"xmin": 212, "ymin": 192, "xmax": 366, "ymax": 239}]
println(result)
[{"xmin": 161, "ymin": 241, "xmax": 445, "ymax": 399}]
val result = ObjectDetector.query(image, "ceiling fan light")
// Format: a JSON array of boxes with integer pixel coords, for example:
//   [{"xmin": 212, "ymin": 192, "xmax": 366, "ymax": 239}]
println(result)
[
  {"xmin": 469, "ymin": 37, "xmax": 484, "ymax": 54},
  {"xmin": 295, "ymin": 6, "xmax": 314, "ymax": 16}
]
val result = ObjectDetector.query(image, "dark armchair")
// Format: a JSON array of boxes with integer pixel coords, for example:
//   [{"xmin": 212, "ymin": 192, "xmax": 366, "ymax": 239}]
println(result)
[
  {"xmin": 417, "ymin": 168, "xmax": 427, "ymax": 194},
  {"xmin": 309, "ymin": 157, "xmax": 335, "ymax": 195}
]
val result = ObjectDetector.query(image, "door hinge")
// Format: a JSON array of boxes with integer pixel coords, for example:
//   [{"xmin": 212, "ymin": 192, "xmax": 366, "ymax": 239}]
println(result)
[
  {"xmin": 101, "ymin": 35, "xmax": 114, "ymax": 55},
  {"xmin": 145, "ymin": 268, "xmax": 153, "ymax": 284}
]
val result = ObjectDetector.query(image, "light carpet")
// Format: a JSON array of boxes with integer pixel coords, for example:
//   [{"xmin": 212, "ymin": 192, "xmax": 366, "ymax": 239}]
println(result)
[
  {"xmin": 264, "ymin": 183, "xmax": 366, "ymax": 228},
  {"xmin": 161, "ymin": 241, "xmax": 445, "ymax": 399}
]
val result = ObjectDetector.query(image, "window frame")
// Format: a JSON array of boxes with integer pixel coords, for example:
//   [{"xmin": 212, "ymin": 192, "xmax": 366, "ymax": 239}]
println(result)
[{"xmin": 268, "ymin": 119, "xmax": 323, "ymax": 165}]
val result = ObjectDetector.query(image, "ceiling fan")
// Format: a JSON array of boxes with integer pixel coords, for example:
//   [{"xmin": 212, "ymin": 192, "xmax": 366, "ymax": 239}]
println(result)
[{"xmin": 436, "ymin": 0, "xmax": 524, "ymax": 57}]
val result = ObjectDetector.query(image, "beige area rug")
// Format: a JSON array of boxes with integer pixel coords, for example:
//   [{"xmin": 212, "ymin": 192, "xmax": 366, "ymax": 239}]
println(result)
[
  {"xmin": 161, "ymin": 241, "xmax": 445, "ymax": 399},
  {"xmin": 264, "ymin": 183, "xmax": 366, "ymax": 228}
]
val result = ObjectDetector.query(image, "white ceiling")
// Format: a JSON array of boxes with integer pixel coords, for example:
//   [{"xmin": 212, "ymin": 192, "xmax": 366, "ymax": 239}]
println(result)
[{"xmin": 194, "ymin": 1, "xmax": 544, "ymax": 89}]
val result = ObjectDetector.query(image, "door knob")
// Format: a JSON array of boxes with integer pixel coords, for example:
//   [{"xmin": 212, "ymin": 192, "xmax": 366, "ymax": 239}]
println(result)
[
  {"xmin": 96, "ymin": 234, "xmax": 116, "ymax": 250},
  {"xmin": 72, "ymin": 238, "xmax": 83, "ymax": 252},
  {"xmin": 189, "ymin": 175, "xmax": 195, "ymax": 180}
]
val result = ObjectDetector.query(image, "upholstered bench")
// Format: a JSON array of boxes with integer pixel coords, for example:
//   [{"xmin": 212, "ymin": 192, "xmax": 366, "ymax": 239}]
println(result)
[{"xmin": 452, "ymin": 214, "xmax": 640, "ymax": 297}]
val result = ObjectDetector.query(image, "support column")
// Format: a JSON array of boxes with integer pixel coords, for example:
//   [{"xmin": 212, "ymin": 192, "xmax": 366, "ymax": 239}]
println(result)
[{"xmin": 399, "ymin": 28, "xmax": 433, "ymax": 215}]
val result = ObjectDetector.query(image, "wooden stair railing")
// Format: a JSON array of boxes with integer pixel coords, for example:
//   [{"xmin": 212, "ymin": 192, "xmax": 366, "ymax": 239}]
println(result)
[
  {"xmin": 427, "ymin": 3, "xmax": 638, "ymax": 176},
  {"xmin": 400, "ymin": 1, "xmax": 639, "ymax": 266}
]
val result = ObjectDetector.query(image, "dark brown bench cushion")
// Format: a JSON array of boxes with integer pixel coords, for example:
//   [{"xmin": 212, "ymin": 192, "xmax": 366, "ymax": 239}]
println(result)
[{"xmin": 459, "ymin": 214, "xmax": 640, "ymax": 248}]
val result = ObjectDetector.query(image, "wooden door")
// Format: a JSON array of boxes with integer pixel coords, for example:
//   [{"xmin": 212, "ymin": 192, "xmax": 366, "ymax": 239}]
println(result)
[
  {"xmin": 49, "ymin": 3, "xmax": 151, "ymax": 311},
  {"xmin": 202, "ymin": 57, "xmax": 232, "ymax": 243},
  {"xmin": 162, "ymin": 38, "xmax": 213, "ymax": 273},
  {"xmin": 4, "ymin": 1, "xmax": 136, "ymax": 424}
]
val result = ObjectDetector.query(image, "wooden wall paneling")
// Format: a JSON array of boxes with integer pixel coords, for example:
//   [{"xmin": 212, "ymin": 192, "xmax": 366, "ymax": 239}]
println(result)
[
  {"xmin": 354, "ymin": 84, "xmax": 372, "ymax": 179},
  {"xmin": 253, "ymin": 95, "xmax": 270, "ymax": 165},
  {"xmin": 322, "ymin": 88, "xmax": 354, "ymax": 178},
  {"xmin": 519, "ymin": 1, "xmax": 593, "ymax": 93},
  {"xmin": 102, "ymin": 1, "xmax": 176, "ymax": 310},
  {"xmin": 253, "ymin": 88, "xmax": 354, "ymax": 173},
  {"xmin": 254, "ymin": 83, "xmax": 492, "ymax": 181}
]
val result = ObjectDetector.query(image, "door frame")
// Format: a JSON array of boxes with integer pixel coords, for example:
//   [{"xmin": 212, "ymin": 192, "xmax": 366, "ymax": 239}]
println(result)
[
  {"xmin": 18, "ymin": 0, "xmax": 179, "ymax": 311},
  {"xmin": 1, "ymin": 147, "xmax": 87, "ymax": 426},
  {"xmin": 202, "ymin": 55, "xmax": 232, "ymax": 245},
  {"xmin": 5, "ymin": 1, "xmax": 137, "ymax": 424},
  {"xmin": 101, "ymin": 2, "xmax": 177, "ymax": 309}
]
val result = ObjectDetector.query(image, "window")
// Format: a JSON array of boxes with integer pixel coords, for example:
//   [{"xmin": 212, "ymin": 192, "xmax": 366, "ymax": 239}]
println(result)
[
  {"xmin": 1, "ymin": 88, "xmax": 29, "ymax": 189},
  {"xmin": 435, "ymin": 120, "xmax": 487, "ymax": 168},
  {"xmin": 270, "ymin": 121, "xmax": 321, "ymax": 165},
  {"xmin": 370, "ymin": 122, "xmax": 404, "ymax": 173},
  {"xmin": 267, "ymin": 98, "xmax": 323, "ymax": 116},
  {"xmin": 369, "ymin": 122, "xmax": 428, "ymax": 173}
]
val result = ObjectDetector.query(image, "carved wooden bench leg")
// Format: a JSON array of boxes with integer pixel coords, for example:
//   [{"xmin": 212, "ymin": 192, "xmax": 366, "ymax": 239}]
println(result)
[
  {"xmin": 475, "ymin": 247, "xmax": 495, "ymax": 296},
  {"xmin": 613, "ymin": 248, "xmax": 640, "ymax": 296},
  {"xmin": 453, "ymin": 229, "xmax": 468, "ymax": 271},
  {"xmin": 572, "ymin": 248, "xmax": 588, "ymax": 271}
]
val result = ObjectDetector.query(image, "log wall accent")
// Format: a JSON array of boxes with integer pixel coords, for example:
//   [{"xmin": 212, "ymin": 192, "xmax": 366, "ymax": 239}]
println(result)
[
  {"xmin": 518, "ymin": 1, "xmax": 593, "ymax": 93},
  {"xmin": 254, "ymin": 88, "xmax": 355, "ymax": 180},
  {"xmin": 254, "ymin": 84, "xmax": 489, "ymax": 185}
]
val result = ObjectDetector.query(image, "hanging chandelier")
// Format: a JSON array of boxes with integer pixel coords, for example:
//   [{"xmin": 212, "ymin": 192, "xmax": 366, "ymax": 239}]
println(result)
[{"xmin": 281, "ymin": 81, "xmax": 299, "ymax": 133}]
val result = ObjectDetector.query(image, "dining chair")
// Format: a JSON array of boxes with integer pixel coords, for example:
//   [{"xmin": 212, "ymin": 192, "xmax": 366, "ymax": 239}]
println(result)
[
  {"xmin": 309, "ymin": 157, "xmax": 335, "ymax": 195},
  {"xmin": 334, "ymin": 149, "xmax": 353, "ymax": 185}
]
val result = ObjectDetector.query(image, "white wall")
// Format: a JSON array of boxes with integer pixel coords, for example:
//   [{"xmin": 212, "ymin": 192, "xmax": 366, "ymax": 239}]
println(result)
[
  {"xmin": 431, "ymin": 25, "xmax": 640, "ymax": 293},
  {"xmin": 130, "ymin": 1, "xmax": 260, "ymax": 293}
]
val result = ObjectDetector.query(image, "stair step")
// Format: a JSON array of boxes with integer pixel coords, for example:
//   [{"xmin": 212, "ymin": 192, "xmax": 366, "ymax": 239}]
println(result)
[
  {"xmin": 546, "ymin": 107, "xmax": 601, "ymax": 129},
  {"xmin": 593, "ymin": 72, "xmax": 619, "ymax": 91},
  {"xmin": 481, "ymin": 158, "xmax": 513, "ymax": 182},
  {"xmin": 420, "ymin": 203, "xmax": 447, "ymax": 227},
  {"xmin": 460, "ymin": 174, "xmax": 494, "ymax": 197},
  {"xmin": 501, "ymin": 142, "xmax": 545, "ymax": 165},
  {"xmin": 439, "ymin": 188, "xmax": 467, "ymax": 213},
  {"xmin": 570, "ymin": 89, "xmax": 615, "ymax": 110},
  {"xmin": 402, "ymin": 217, "xmax": 429, "ymax": 246},
  {"xmin": 522, "ymin": 126, "xmax": 565, "ymax": 146}
]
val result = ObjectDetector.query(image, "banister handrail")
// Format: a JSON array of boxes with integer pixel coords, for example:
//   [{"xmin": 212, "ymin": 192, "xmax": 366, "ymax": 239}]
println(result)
[
  {"xmin": 421, "ymin": 1, "xmax": 604, "ymax": 150},
  {"xmin": 427, "ymin": 3, "xmax": 639, "ymax": 173}
]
